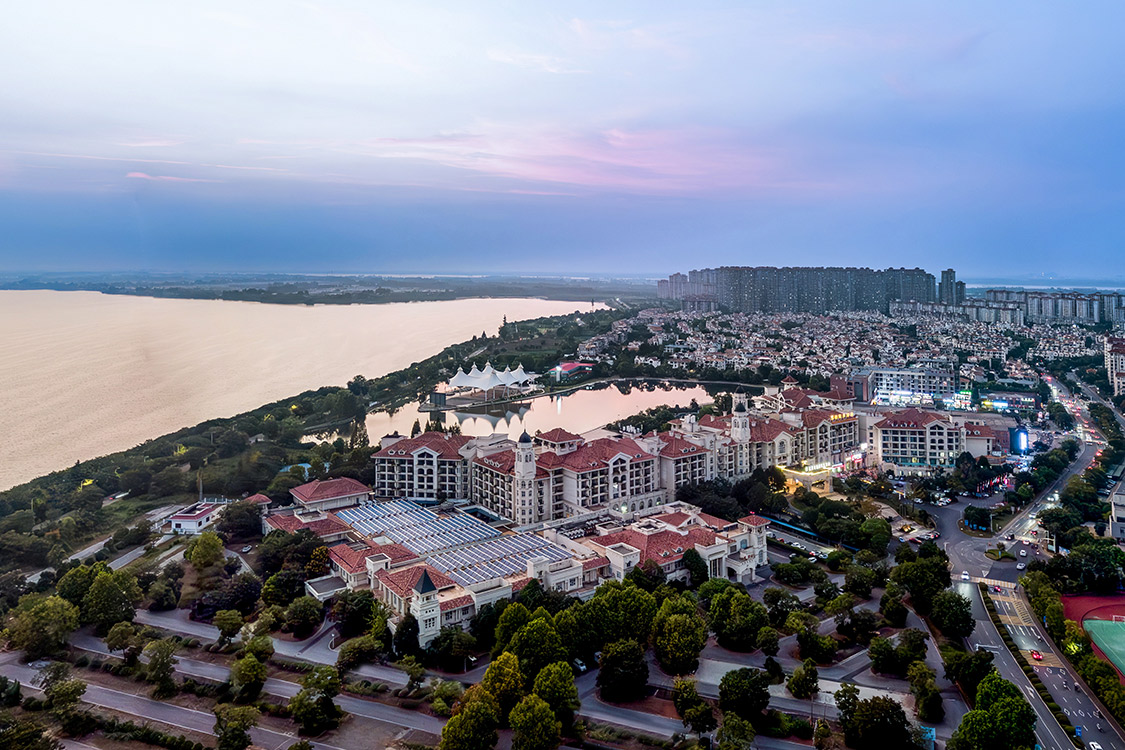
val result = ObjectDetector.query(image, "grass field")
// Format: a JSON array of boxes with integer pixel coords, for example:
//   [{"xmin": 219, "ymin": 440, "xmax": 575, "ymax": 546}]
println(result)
[{"xmin": 1084, "ymin": 619, "xmax": 1125, "ymax": 676}]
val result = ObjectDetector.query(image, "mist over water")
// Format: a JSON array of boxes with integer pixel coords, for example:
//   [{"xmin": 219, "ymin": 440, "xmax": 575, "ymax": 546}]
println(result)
[{"xmin": 0, "ymin": 291, "xmax": 598, "ymax": 490}]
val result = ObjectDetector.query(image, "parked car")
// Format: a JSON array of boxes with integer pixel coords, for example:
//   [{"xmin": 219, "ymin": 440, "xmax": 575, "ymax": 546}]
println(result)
[
  {"xmin": 961, "ymin": 571, "xmax": 970, "ymax": 581},
  {"xmin": 573, "ymin": 659, "xmax": 587, "ymax": 674},
  {"xmin": 1020, "ymin": 549, "xmax": 1027, "ymax": 557},
  {"xmin": 241, "ymin": 545, "xmax": 253, "ymax": 553},
  {"xmin": 1017, "ymin": 563, "xmax": 1026, "ymax": 570}
]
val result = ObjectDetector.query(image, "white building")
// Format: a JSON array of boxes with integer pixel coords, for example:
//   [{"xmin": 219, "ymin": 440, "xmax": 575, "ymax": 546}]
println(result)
[{"xmin": 168, "ymin": 502, "xmax": 221, "ymax": 535}]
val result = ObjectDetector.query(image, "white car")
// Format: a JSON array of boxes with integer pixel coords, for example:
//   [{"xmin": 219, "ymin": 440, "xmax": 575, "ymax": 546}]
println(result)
[
  {"xmin": 961, "ymin": 571, "xmax": 970, "ymax": 581},
  {"xmin": 1020, "ymin": 550, "xmax": 1027, "ymax": 557},
  {"xmin": 1017, "ymin": 562, "xmax": 1026, "ymax": 570},
  {"xmin": 1089, "ymin": 742, "xmax": 1102, "ymax": 750}
]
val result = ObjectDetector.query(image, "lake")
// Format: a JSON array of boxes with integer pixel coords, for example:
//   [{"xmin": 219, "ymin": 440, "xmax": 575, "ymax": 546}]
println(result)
[
  {"xmin": 350, "ymin": 381, "xmax": 717, "ymax": 445},
  {"xmin": 0, "ymin": 291, "xmax": 601, "ymax": 490}
]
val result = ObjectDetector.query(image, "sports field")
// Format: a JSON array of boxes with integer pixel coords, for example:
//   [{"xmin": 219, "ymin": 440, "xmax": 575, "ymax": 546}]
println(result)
[
  {"xmin": 1062, "ymin": 594, "xmax": 1125, "ymax": 682},
  {"xmin": 1084, "ymin": 619, "xmax": 1125, "ymax": 676}
]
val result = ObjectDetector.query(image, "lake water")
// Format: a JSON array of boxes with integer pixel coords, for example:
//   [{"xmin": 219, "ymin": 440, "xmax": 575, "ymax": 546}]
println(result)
[
  {"xmin": 351, "ymin": 381, "xmax": 716, "ymax": 445},
  {"xmin": 0, "ymin": 291, "xmax": 601, "ymax": 490}
]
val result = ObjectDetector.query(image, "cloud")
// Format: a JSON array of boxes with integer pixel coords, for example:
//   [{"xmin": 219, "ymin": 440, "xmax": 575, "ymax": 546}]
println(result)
[
  {"xmin": 125, "ymin": 172, "xmax": 219, "ymax": 183},
  {"xmin": 486, "ymin": 49, "xmax": 587, "ymax": 74},
  {"xmin": 118, "ymin": 139, "xmax": 186, "ymax": 148}
]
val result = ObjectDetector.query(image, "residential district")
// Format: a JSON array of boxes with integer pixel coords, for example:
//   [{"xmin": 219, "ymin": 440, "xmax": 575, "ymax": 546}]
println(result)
[{"xmin": 8, "ymin": 266, "xmax": 1125, "ymax": 750}]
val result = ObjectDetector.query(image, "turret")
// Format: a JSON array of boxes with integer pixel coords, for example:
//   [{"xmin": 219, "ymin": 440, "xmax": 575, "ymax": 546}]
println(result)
[{"xmin": 731, "ymin": 389, "xmax": 750, "ymax": 443}]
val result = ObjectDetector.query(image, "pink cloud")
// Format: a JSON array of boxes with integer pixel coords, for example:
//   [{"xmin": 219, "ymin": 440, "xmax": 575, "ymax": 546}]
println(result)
[{"xmin": 125, "ymin": 172, "xmax": 219, "ymax": 183}]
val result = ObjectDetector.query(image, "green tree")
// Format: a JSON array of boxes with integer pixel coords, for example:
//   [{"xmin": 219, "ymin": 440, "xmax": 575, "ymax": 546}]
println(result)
[
  {"xmin": 493, "ymin": 602, "xmax": 532, "ymax": 654},
  {"xmin": 105, "ymin": 621, "xmax": 143, "ymax": 665},
  {"xmin": 510, "ymin": 694, "xmax": 561, "ymax": 750},
  {"xmin": 329, "ymin": 589, "xmax": 376, "ymax": 639},
  {"xmin": 399, "ymin": 654, "xmax": 426, "ymax": 692},
  {"xmin": 56, "ymin": 563, "xmax": 106, "ymax": 607},
  {"xmin": 0, "ymin": 717, "xmax": 61, "ymax": 750},
  {"xmin": 532, "ymin": 661, "xmax": 579, "ymax": 732},
  {"xmin": 716, "ymin": 711, "xmax": 756, "ymax": 750},
  {"xmin": 394, "ymin": 612, "xmax": 422, "ymax": 657},
  {"xmin": 942, "ymin": 649, "xmax": 994, "ymax": 697},
  {"xmin": 673, "ymin": 678, "xmax": 717, "ymax": 736},
  {"xmin": 285, "ymin": 596, "xmax": 324, "ymax": 638},
  {"xmin": 589, "ymin": 581, "xmax": 658, "ymax": 644},
  {"xmin": 240, "ymin": 634, "xmax": 275, "ymax": 663},
  {"xmin": 189, "ymin": 531, "xmax": 225, "ymax": 570},
  {"xmin": 82, "ymin": 569, "xmax": 142, "ymax": 634},
  {"xmin": 6, "ymin": 594, "xmax": 79, "ymax": 659},
  {"xmin": 39, "ymin": 663, "xmax": 85, "ymax": 717},
  {"xmin": 907, "ymin": 662, "xmax": 944, "ymax": 722},
  {"xmin": 718, "ymin": 668, "xmax": 770, "ymax": 721},
  {"xmin": 596, "ymin": 639, "xmax": 649, "ymax": 703},
  {"xmin": 336, "ymin": 634, "xmax": 382, "ymax": 674},
  {"xmin": 230, "ymin": 653, "xmax": 268, "ymax": 701},
  {"xmin": 216, "ymin": 500, "xmax": 263, "ymax": 540},
  {"xmin": 844, "ymin": 696, "xmax": 915, "ymax": 749},
  {"xmin": 756, "ymin": 626, "xmax": 780, "ymax": 656},
  {"xmin": 481, "ymin": 651, "xmax": 526, "ymax": 723},
  {"xmin": 143, "ymin": 639, "xmax": 179, "ymax": 697},
  {"xmin": 834, "ymin": 682, "xmax": 859, "ymax": 727},
  {"xmin": 787, "ymin": 658, "xmax": 819, "ymax": 699},
  {"xmin": 652, "ymin": 595, "xmax": 707, "ymax": 674},
  {"xmin": 931, "ymin": 590, "xmax": 974, "ymax": 638},
  {"xmin": 507, "ymin": 618, "xmax": 568, "ymax": 682},
  {"xmin": 214, "ymin": 609, "xmax": 245, "ymax": 646},
  {"xmin": 213, "ymin": 704, "xmax": 259, "ymax": 750},
  {"xmin": 440, "ymin": 696, "xmax": 499, "ymax": 750},
  {"xmin": 289, "ymin": 666, "xmax": 343, "ymax": 735},
  {"xmin": 305, "ymin": 546, "xmax": 330, "ymax": 579},
  {"xmin": 682, "ymin": 549, "xmax": 710, "ymax": 588},
  {"xmin": 710, "ymin": 589, "xmax": 769, "ymax": 652}
]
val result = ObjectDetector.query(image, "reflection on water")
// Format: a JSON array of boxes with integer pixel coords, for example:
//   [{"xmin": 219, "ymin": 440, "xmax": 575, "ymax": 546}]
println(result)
[{"xmin": 357, "ymin": 381, "xmax": 726, "ymax": 443}]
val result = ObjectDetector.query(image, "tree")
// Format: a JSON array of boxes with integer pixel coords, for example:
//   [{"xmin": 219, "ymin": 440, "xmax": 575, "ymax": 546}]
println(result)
[
  {"xmin": 143, "ymin": 639, "xmax": 179, "ymax": 697},
  {"xmin": 39, "ymin": 663, "xmax": 85, "ymax": 717},
  {"xmin": 214, "ymin": 609, "xmax": 245, "ymax": 646},
  {"xmin": 0, "ymin": 717, "xmax": 61, "ymax": 750},
  {"xmin": 213, "ymin": 704, "xmax": 259, "ymax": 750},
  {"xmin": 217, "ymin": 500, "xmax": 263, "ymax": 540},
  {"xmin": 441, "ymin": 695, "xmax": 499, "ymax": 750},
  {"xmin": 533, "ymin": 662, "xmax": 580, "ymax": 733},
  {"xmin": 6, "ymin": 594, "xmax": 79, "ymax": 659},
  {"xmin": 305, "ymin": 546, "xmax": 330, "ymax": 579},
  {"xmin": 105, "ymin": 621, "xmax": 143, "ymax": 665},
  {"xmin": 710, "ymin": 589, "xmax": 769, "ymax": 652},
  {"xmin": 508, "ymin": 619, "xmax": 568, "ymax": 682},
  {"xmin": 597, "ymin": 639, "xmax": 649, "ymax": 704},
  {"xmin": 718, "ymin": 668, "xmax": 770, "ymax": 721},
  {"xmin": 589, "ymin": 581, "xmax": 658, "ymax": 645},
  {"xmin": 285, "ymin": 596, "xmax": 324, "ymax": 638},
  {"xmin": 510, "ymin": 694, "xmax": 561, "ymax": 750},
  {"xmin": 230, "ymin": 653, "xmax": 268, "ymax": 701},
  {"xmin": 81, "ymin": 570, "xmax": 141, "ymax": 633},
  {"xmin": 261, "ymin": 570, "xmax": 305, "ymax": 608},
  {"xmin": 399, "ymin": 655, "xmax": 426, "ymax": 692},
  {"xmin": 329, "ymin": 589, "xmax": 376, "ymax": 639},
  {"xmin": 943, "ymin": 649, "xmax": 994, "ymax": 697},
  {"xmin": 673, "ymin": 678, "xmax": 717, "ymax": 735},
  {"xmin": 493, "ymin": 602, "xmax": 532, "ymax": 654},
  {"xmin": 762, "ymin": 587, "xmax": 802, "ymax": 626},
  {"xmin": 652, "ymin": 595, "xmax": 707, "ymax": 674},
  {"xmin": 845, "ymin": 695, "xmax": 915, "ymax": 749},
  {"xmin": 427, "ymin": 626, "xmax": 476, "ymax": 673},
  {"xmin": 289, "ymin": 666, "xmax": 342, "ymax": 735},
  {"xmin": 56, "ymin": 563, "xmax": 106, "ymax": 607},
  {"xmin": 682, "ymin": 549, "xmax": 710, "ymax": 588},
  {"xmin": 481, "ymin": 651, "xmax": 526, "ymax": 723},
  {"xmin": 756, "ymin": 625, "xmax": 780, "ymax": 656},
  {"xmin": 787, "ymin": 658, "xmax": 819, "ymax": 699},
  {"xmin": 843, "ymin": 565, "xmax": 876, "ymax": 598},
  {"xmin": 931, "ymin": 590, "xmax": 974, "ymax": 638},
  {"xmin": 337, "ymin": 634, "xmax": 383, "ymax": 674},
  {"xmin": 716, "ymin": 711, "xmax": 756, "ymax": 750},
  {"xmin": 394, "ymin": 612, "xmax": 422, "ymax": 657},
  {"xmin": 189, "ymin": 531, "xmax": 225, "ymax": 570},
  {"xmin": 240, "ymin": 635, "xmax": 275, "ymax": 663},
  {"xmin": 890, "ymin": 557, "xmax": 949, "ymax": 615}
]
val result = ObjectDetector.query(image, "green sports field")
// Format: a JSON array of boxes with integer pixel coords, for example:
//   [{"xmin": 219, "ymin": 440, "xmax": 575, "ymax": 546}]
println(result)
[{"xmin": 1083, "ymin": 619, "xmax": 1125, "ymax": 674}]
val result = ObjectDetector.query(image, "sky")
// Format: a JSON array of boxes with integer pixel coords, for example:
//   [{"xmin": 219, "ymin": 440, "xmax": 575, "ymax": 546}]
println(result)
[{"xmin": 2, "ymin": 2, "xmax": 1124, "ymax": 278}]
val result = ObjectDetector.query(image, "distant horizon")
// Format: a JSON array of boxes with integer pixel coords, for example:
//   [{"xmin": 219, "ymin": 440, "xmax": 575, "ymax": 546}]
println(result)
[{"xmin": 4, "ymin": 3, "xmax": 1125, "ymax": 275}]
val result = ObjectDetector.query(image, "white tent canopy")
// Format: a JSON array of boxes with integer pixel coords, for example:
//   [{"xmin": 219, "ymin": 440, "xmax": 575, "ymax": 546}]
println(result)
[{"xmin": 446, "ymin": 363, "xmax": 538, "ymax": 393}]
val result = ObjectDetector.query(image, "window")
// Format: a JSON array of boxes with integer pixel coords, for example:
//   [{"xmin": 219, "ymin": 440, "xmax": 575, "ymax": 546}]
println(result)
[{"xmin": 424, "ymin": 617, "xmax": 437, "ymax": 630}]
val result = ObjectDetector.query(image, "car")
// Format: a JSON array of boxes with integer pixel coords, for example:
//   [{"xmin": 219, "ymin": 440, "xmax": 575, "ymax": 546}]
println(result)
[
  {"xmin": 1031, "ymin": 530, "xmax": 1038, "ymax": 535},
  {"xmin": 897, "ymin": 536, "xmax": 907, "ymax": 543},
  {"xmin": 994, "ymin": 586, "xmax": 1002, "ymax": 593},
  {"xmin": 1017, "ymin": 562, "xmax": 1026, "ymax": 570},
  {"xmin": 1090, "ymin": 742, "xmax": 1103, "ymax": 750},
  {"xmin": 815, "ymin": 551, "xmax": 828, "ymax": 560},
  {"xmin": 1020, "ymin": 550, "xmax": 1027, "ymax": 557},
  {"xmin": 961, "ymin": 571, "xmax": 971, "ymax": 581},
  {"xmin": 1031, "ymin": 650, "xmax": 1042, "ymax": 660},
  {"xmin": 241, "ymin": 545, "xmax": 253, "ymax": 553},
  {"xmin": 572, "ymin": 659, "xmax": 587, "ymax": 674}
]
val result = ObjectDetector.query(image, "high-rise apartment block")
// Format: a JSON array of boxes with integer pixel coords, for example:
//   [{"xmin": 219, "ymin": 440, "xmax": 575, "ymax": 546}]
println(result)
[{"xmin": 658, "ymin": 266, "xmax": 937, "ymax": 313}]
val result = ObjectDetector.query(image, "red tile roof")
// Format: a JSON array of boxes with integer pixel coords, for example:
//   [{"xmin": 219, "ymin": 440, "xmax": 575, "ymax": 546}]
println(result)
[
  {"xmin": 739, "ymin": 513, "xmax": 771, "ymax": 527},
  {"xmin": 375, "ymin": 564, "xmax": 455, "ymax": 599},
  {"xmin": 654, "ymin": 511, "xmax": 691, "ymax": 527},
  {"xmin": 290, "ymin": 478, "xmax": 370, "ymax": 505},
  {"xmin": 246, "ymin": 493, "xmax": 272, "ymax": 505},
  {"xmin": 657, "ymin": 435, "xmax": 706, "ymax": 459},
  {"xmin": 582, "ymin": 556, "xmax": 609, "ymax": 570},
  {"xmin": 265, "ymin": 512, "xmax": 351, "ymax": 537},
  {"xmin": 594, "ymin": 526, "xmax": 719, "ymax": 566},
  {"xmin": 440, "ymin": 594, "xmax": 474, "ymax": 612},
  {"xmin": 473, "ymin": 450, "xmax": 551, "ymax": 479},
  {"xmin": 556, "ymin": 437, "xmax": 655, "ymax": 473},
  {"xmin": 328, "ymin": 541, "xmax": 417, "ymax": 574},
  {"xmin": 509, "ymin": 577, "xmax": 533, "ymax": 593},
  {"xmin": 372, "ymin": 432, "xmax": 472, "ymax": 461},
  {"xmin": 538, "ymin": 428, "xmax": 581, "ymax": 444}
]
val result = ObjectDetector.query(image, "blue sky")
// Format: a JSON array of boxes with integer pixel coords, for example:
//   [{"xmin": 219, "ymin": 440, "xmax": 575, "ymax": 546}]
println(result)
[{"xmin": 2, "ymin": 2, "xmax": 1123, "ymax": 278}]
